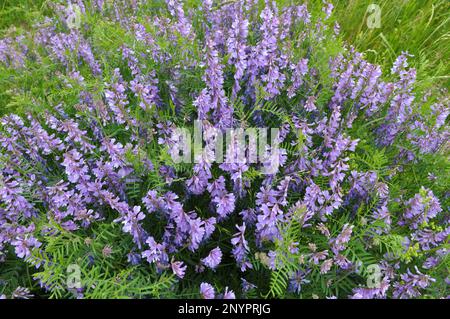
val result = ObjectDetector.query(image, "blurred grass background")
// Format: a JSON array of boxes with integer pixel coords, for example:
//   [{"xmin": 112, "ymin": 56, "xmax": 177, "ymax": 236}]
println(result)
[{"xmin": 0, "ymin": 0, "xmax": 49, "ymax": 30}]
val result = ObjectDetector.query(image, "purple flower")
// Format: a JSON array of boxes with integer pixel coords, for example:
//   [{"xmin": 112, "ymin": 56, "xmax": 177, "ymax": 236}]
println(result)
[
  {"xmin": 288, "ymin": 59, "xmax": 308, "ymax": 98},
  {"xmin": 207, "ymin": 176, "xmax": 226, "ymax": 197},
  {"xmin": 222, "ymin": 287, "xmax": 236, "ymax": 299},
  {"xmin": 250, "ymin": 2, "xmax": 286, "ymax": 99},
  {"xmin": 323, "ymin": 2, "xmax": 334, "ymax": 20},
  {"xmin": 201, "ymin": 247, "xmax": 222, "ymax": 270},
  {"xmin": 62, "ymin": 149, "xmax": 90, "ymax": 184},
  {"xmin": 239, "ymin": 208, "xmax": 257, "ymax": 225},
  {"xmin": 330, "ymin": 224, "xmax": 354, "ymax": 254},
  {"xmin": 413, "ymin": 227, "xmax": 449, "ymax": 251},
  {"xmin": 310, "ymin": 250, "xmax": 328, "ymax": 265},
  {"xmin": 188, "ymin": 217, "xmax": 206, "ymax": 251},
  {"xmin": 350, "ymin": 278, "xmax": 390, "ymax": 299},
  {"xmin": 255, "ymin": 186, "xmax": 278, "ymax": 207},
  {"xmin": 171, "ymin": 260, "xmax": 187, "ymax": 279},
  {"xmin": 231, "ymin": 223, "xmax": 252, "ymax": 271},
  {"xmin": 226, "ymin": 6, "xmax": 249, "ymax": 98},
  {"xmin": 11, "ymin": 287, "xmax": 34, "ymax": 299},
  {"xmin": 400, "ymin": 187, "xmax": 442, "ymax": 229},
  {"xmin": 104, "ymin": 69, "xmax": 130, "ymax": 125},
  {"xmin": 241, "ymin": 278, "xmax": 257, "ymax": 293},
  {"xmin": 186, "ymin": 174, "xmax": 208, "ymax": 195},
  {"xmin": 127, "ymin": 252, "xmax": 141, "ymax": 265},
  {"xmin": 0, "ymin": 178, "xmax": 36, "ymax": 218},
  {"xmin": 201, "ymin": 35, "xmax": 232, "ymax": 128},
  {"xmin": 119, "ymin": 206, "xmax": 145, "ymax": 248},
  {"xmin": 213, "ymin": 193, "xmax": 236, "ymax": 219},
  {"xmin": 200, "ymin": 282, "xmax": 215, "ymax": 299},
  {"xmin": 166, "ymin": 0, "xmax": 192, "ymax": 39},
  {"xmin": 256, "ymin": 203, "xmax": 283, "ymax": 241},
  {"xmin": 12, "ymin": 233, "xmax": 41, "ymax": 259},
  {"xmin": 423, "ymin": 256, "xmax": 440, "ymax": 269},
  {"xmin": 143, "ymin": 190, "xmax": 164, "ymax": 213},
  {"xmin": 393, "ymin": 267, "xmax": 435, "ymax": 299},
  {"xmin": 320, "ymin": 259, "xmax": 333, "ymax": 274},
  {"xmin": 0, "ymin": 36, "xmax": 28, "ymax": 68},
  {"xmin": 142, "ymin": 237, "xmax": 168, "ymax": 266},
  {"xmin": 203, "ymin": 217, "xmax": 217, "ymax": 240},
  {"xmin": 288, "ymin": 270, "xmax": 311, "ymax": 294}
]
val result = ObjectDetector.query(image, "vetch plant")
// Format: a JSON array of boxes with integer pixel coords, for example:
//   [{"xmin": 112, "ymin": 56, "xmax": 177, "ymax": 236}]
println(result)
[{"xmin": 0, "ymin": 0, "xmax": 448, "ymax": 299}]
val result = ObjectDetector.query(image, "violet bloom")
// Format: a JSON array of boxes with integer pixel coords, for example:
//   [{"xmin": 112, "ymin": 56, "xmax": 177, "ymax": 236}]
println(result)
[
  {"xmin": 413, "ymin": 227, "xmax": 449, "ymax": 251},
  {"xmin": 143, "ymin": 190, "xmax": 164, "ymax": 213},
  {"xmin": 171, "ymin": 260, "xmax": 187, "ymax": 279},
  {"xmin": 142, "ymin": 236, "xmax": 168, "ymax": 266},
  {"xmin": 166, "ymin": 0, "xmax": 192, "ymax": 39},
  {"xmin": 127, "ymin": 252, "xmax": 141, "ymax": 265},
  {"xmin": 323, "ymin": 2, "xmax": 334, "ymax": 20},
  {"xmin": 188, "ymin": 217, "xmax": 206, "ymax": 251},
  {"xmin": 0, "ymin": 178, "xmax": 35, "ymax": 218},
  {"xmin": 255, "ymin": 186, "xmax": 278, "ymax": 207},
  {"xmin": 256, "ymin": 203, "xmax": 283, "ymax": 242},
  {"xmin": 104, "ymin": 68, "xmax": 130, "ymax": 125},
  {"xmin": 120, "ymin": 206, "xmax": 145, "ymax": 248},
  {"xmin": 231, "ymin": 223, "xmax": 252, "ymax": 271},
  {"xmin": 203, "ymin": 217, "xmax": 217, "ymax": 241},
  {"xmin": 213, "ymin": 193, "xmax": 236, "ymax": 219},
  {"xmin": 186, "ymin": 174, "xmax": 208, "ymax": 195},
  {"xmin": 11, "ymin": 287, "xmax": 34, "ymax": 299},
  {"xmin": 330, "ymin": 224, "xmax": 354, "ymax": 254},
  {"xmin": 255, "ymin": 2, "xmax": 286, "ymax": 99},
  {"xmin": 207, "ymin": 176, "xmax": 226, "ymax": 197},
  {"xmin": 320, "ymin": 259, "xmax": 333, "ymax": 274},
  {"xmin": 201, "ymin": 247, "xmax": 222, "ymax": 270},
  {"xmin": 222, "ymin": 287, "xmax": 236, "ymax": 299},
  {"xmin": 202, "ymin": 35, "xmax": 232, "ymax": 128},
  {"xmin": 12, "ymin": 235, "xmax": 42, "ymax": 259},
  {"xmin": 62, "ymin": 149, "xmax": 90, "ymax": 184},
  {"xmin": 288, "ymin": 270, "xmax": 311, "ymax": 294},
  {"xmin": 226, "ymin": 5, "xmax": 249, "ymax": 98},
  {"xmin": 45, "ymin": 114, "xmax": 93, "ymax": 153},
  {"xmin": 400, "ymin": 187, "xmax": 442, "ymax": 229},
  {"xmin": 239, "ymin": 208, "xmax": 257, "ymax": 225},
  {"xmin": 133, "ymin": 23, "xmax": 161, "ymax": 62},
  {"xmin": 27, "ymin": 117, "xmax": 64, "ymax": 155},
  {"xmin": 200, "ymin": 282, "xmax": 215, "ymax": 299},
  {"xmin": 0, "ymin": 36, "xmax": 28, "ymax": 68},
  {"xmin": 101, "ymin": 137, "xmax": 129, "ymax": 170},
  {"xmin": 304, "ymin": 95, "xmax": 317, "ymax": 112},
  {"xmin": 393, "ymin": 267, "xmax": 435, "ymax": 299},
  {"xmin": 422, "ymin": 256, "xmax": 440, "ymax": 269},
  {"xmin": 288, "ymin": 59, "xmax": 308, "ymax": 98},
  {"xmin": 310, "ymin": 250, "xmax": 328, "ymax": 265},
  {"xmin": 372, "ymin": 205, "xmax": 391, "ymax": 228},
  {"xmin": 350, "ymin": 277, "xmax": 390, "ymax": 299},
  {"xmin": 241, "ymin": 278, "xmax": 257, "ymax": 293}
]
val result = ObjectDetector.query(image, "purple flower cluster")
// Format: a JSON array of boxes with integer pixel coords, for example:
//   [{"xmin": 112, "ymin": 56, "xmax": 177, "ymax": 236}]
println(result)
[
  {"xmin": 0, "ymin": 36, "xmax": 28, "ymax": 68},
  {"xmin": 400, "ymin": 187, "xmax": 442, "ymax": 230},
  {"xmin": 0, "ymin": 0, "xmax": 448, "ymax": 299},
  {"xmin": 200, "ymin": 282, "xmax": 235, "ymax": 299}
]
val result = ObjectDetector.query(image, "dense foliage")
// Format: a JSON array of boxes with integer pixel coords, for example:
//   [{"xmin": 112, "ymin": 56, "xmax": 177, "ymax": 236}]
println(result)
[{"xmin": 0, "ymin": 0, "xmax": 448, "ymax": 299}]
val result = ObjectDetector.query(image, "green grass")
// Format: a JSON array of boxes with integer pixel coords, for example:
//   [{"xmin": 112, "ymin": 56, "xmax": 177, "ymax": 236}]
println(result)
[
  {"xmin": 334, "ymin": 0, "xmax": 450, "ymax": 89},
  {"xmin": 0, "ymin": 0, "xmax": 49, "ymax": 31}
]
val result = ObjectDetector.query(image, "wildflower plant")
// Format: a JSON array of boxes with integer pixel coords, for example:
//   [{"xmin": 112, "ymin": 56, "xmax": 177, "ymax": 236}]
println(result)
[{"xmin": 0, "ymin": 0, "xmax": 448, "ymax": 299}]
